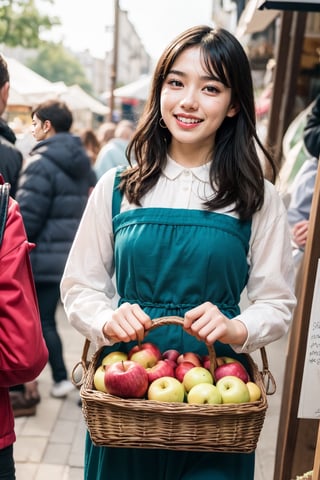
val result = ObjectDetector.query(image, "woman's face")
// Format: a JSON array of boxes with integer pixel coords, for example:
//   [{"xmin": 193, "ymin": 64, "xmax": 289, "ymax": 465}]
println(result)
[{"xmin": 160, "ymin": 47, "xmax": 238, "ymax": 159}]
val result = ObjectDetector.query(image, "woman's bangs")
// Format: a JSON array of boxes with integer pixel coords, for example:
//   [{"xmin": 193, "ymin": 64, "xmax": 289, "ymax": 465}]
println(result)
[{"xmin": 201, "ymin": 43, "xmax": 231, "ymax": 88}]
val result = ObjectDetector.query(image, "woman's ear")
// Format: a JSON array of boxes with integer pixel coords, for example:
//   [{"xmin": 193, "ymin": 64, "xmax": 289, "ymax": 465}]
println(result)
[{"xmin": 227, "ymin": 102, "xmax": 240, "ymax": 118}]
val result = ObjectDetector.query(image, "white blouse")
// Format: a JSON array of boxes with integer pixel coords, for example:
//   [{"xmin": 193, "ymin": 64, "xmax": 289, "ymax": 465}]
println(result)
[{"xmin": 60, "ymin": 156, "xmax": 296, "ymax": 354}]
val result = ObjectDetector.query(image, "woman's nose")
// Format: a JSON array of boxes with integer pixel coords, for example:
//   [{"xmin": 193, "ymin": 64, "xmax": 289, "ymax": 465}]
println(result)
[{"xmin": 180, "ymin": 89, "xmax": 199, "ymax": 110}]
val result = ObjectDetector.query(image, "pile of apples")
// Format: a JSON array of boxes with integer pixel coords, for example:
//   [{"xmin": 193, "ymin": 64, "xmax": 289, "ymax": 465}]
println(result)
[{"xmin": 93, "ymin": 342, "xmax": 262, "ymax": 405}]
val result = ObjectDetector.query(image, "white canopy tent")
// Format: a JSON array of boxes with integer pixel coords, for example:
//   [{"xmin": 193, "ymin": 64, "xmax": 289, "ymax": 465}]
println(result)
[
  {"xmin": 6, "ymin": 57, "xmax": 109, "ymax": 118},
  {"xmin": 113, "ymin": 75, "xmax": 152, "ymax": 102}
]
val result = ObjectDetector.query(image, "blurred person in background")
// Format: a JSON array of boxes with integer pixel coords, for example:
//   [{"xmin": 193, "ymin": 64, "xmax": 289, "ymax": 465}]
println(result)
[
  {"xmin": 0, "ymin": 54, "xmax": 23, "ymax": 198},
  {"xmin": 96, "ymin": 121, "xmax": 116, "ymax": 146},
  {"xmin": 287, "ymin": 93, "xmax": 320, "ymax": 272},
  {"xmin": 94, "ymin": 119, "xmax": 135, "ymax": 178},
  {"xmin": 80, "ymin": 128, "xmax": 101, "ymax": 166},
  {"xmin": 16, "ymin": 100, "xmax": 96, "ymax": 399}
]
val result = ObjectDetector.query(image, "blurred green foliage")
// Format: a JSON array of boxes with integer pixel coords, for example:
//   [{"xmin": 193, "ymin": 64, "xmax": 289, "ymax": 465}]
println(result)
[
  {"xmin": 0, "ymin": 0, "xmax": 59, "ymax": 48},
  {"xmin": 27, "ymin": 42, "xmax": 93, "ymax": 94}
]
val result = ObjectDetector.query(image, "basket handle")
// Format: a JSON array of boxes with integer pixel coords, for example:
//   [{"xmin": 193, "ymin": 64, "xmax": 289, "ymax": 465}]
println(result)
[
  {"xmin": 71, "ymin": 338, "xmax": 92, "ymax": 388},
  {"xmin": 73, "ymin": 315, "xmax": 276, "ymax": 394},
  {"xmin": 147, "ymin": 316, "xmax": 217, "ymax": 376},
  {"xmin": 260, "ymin": 344, "xmax": 276, "ymax": 395},
  {"xmin": 147, "ymin": 316, "xmax": 276, "ymax": 395}
]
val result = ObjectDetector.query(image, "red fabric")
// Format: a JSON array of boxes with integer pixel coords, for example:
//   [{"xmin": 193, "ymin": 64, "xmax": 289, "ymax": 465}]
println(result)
[{"xmin": 0, "ymin": 197, "xmax": 48, "ymax": 449}]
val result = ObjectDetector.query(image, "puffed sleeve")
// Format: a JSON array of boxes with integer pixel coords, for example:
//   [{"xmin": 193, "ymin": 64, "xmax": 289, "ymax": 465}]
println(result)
[
  {"xmin": 60, "ymin": 169, "xmax": 118, "ymax": 348},
  {"xmin": 232, "ymin": 180, "xmax": 297, "ymax": 353}
]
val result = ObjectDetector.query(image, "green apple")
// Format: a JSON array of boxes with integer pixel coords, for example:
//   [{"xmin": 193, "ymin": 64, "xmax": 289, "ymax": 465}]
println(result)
[
  {"xmin": 246, "ymin": 381, "xmax": 262, "ymax": 401},
  {"xmin": 148, "ymin": 376, "xmax": 185, "ymax": 403},
  {"xmin": 93, "ymin": 365, "xmax": 108, "ymax": 393},
  {"xmin": 183, "ymin": 367, "xmax": 213, "ymax": 393},
  {"xmin": 187, "ymin": 383, "xmax": 222, "ymax": 405},
  {"xmin": 101, "ymin": 351, "xmax": 128, "ymax": 366},
  {"xmin": 216, "ymin": 375, "xmax": 250, "ymax": 404}
]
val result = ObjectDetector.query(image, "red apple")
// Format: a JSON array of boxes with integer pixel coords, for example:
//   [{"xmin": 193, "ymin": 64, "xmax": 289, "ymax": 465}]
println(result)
[
  {"xmin": 164, "ymin": 358, "xmax": 177, "ymax": 370},
  {"xmin": 216, "ymin": 376, "xmax": 250, "ymax": 403},
  {"xmin": 202, "ymin": 355, "xmax": 211, "ymax": 371},
  {"xmin": 177, "ymin": 352, "xmax": 201, "ymax": 367},
  {"xmin": 146, "ymin": 360, "xmax": 175, "ymax": 384},
  {"xmin": 162, "ymin": 349, "xmax": 180, "ymax": 364},
  {"xmin": 128, "ymin": 342, "xmax": 161, "ymax": 368},
  {"xmin": 216, "ymin": 356, "xmax": 242, "ymax": 367},
  {"xmin": 214, "ymin": 361, "xmax": 250, "ymax": 383},
  {"xmin": 104, "ymin": 360, "xmax": 148, "ymax": 398},
  {"xmin": 148, "ymin": 376, "xmax": 185, "ymax": 403},
  {"xmin": 175, "ymin": 361, "xmax": 195, "ymax": 383}
]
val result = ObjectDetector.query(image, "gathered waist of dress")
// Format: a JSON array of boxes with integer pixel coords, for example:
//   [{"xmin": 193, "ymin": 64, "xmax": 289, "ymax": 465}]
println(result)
[{"xmin": 118, "ymin": 298, "xmax": 239, "ymax": 317}]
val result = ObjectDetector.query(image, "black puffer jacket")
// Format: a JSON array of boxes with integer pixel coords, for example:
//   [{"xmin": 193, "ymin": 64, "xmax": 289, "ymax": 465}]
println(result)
[
  {"xmin": 16, "ymin": 132, "xmax": 97, "ymax": 283},
  {"xmin": 0, "ymin": 118, "xmax": 23, "ymax": 197}
]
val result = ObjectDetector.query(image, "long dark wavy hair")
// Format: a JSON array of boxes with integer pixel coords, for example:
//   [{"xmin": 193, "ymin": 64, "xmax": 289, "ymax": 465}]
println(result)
[{"xmin": 121, "ymin": 25, "xmax": 277, "ymax": 220}]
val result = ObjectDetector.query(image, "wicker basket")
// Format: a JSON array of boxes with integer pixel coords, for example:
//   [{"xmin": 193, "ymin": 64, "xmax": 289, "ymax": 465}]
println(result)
[
  {"xmin": 293, "ymin": 472, "xmax": 313, "ymax": 480},
  {"xmin": 73, "ymin": 316, "xmax": 276, "ymax": 453}
]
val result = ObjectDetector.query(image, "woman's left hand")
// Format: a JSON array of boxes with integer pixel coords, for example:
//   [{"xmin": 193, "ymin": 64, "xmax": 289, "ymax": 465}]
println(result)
[{"xmin": 184, "ymin": 302, "xmax": 247, "ymax": 346}]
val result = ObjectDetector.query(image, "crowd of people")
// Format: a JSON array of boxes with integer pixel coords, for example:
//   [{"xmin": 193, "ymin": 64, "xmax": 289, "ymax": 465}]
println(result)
[
  {"xmin": 0, "ymin": 56, "xmax": 135, "ymax": 416},
  {"xmin": 0, "ymin": 23, "xmax": 318, "ymax": 480}
]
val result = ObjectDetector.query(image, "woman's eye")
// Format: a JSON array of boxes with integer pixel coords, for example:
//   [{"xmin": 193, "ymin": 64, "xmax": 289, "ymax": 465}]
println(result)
[
  {"xmin": 168, "ymin": 79, "xmax": 183, "ymax": 87},
  {"xmin": 204, "ymin": 85, "xmax": 219, "ymax": 94}
]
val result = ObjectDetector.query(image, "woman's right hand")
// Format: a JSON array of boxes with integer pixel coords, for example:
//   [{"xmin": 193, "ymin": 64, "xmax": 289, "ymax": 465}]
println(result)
[
  {"xmin": 102, "ymin": 303, "xmax": 152, "ymax": 343},
  {"xmin": 292, "ymin": 220, "xmax": 309, "ymax": 248}
]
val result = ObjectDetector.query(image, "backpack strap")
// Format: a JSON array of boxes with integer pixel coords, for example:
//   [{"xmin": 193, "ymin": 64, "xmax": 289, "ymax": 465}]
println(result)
[
  {"xmin": 0, "ymin": 182, "xmax": 10, "ymax": 247},
  {"xmin": 111, "ymin": 167, "xmax": 125, "ymax": 219}
]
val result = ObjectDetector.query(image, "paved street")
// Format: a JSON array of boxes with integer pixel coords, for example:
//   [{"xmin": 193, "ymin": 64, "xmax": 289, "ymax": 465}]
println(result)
[{"xmin": 14, "ymin": 300, "xmax": 289, "ymax": 480}]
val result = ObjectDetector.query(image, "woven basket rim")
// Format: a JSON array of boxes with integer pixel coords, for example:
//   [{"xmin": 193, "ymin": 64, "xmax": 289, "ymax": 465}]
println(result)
[{"xmin": 81, "ymin": 346, "xmax": 268, "ymax": 415}]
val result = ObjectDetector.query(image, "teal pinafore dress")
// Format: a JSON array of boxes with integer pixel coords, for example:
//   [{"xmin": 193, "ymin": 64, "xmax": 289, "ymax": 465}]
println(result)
[{"xmin": 84, "ymin": 172, "xmax": 255, "ymax": 480}]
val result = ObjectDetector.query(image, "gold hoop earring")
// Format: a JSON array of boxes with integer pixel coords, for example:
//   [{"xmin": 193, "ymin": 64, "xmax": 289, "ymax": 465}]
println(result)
[{"xmin": 159, "ymin": 117, "xmax": 167, "ymax": 129}]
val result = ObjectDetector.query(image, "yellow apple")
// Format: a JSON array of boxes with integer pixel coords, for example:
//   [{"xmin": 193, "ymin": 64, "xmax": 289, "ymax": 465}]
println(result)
[
  {"xmin": 101, "ymin": 351, "xmax": 128, "ymax": 366},
  {"xmin": 246, "ymin": 381, "xmax": 262, "ymax": 401},
  {"xmin": 148, "ymin": 376, "xmax": 185, "ymax": 403},
  {"xmin": 187, "ymin": 383, "xmax": 222, "ymax": 404},
  {"xmin": 216, "ymin": 376, "xmax": 250, "ymax": 403},
  {"xmin": 183, "ymin": 367, "xmax": 213, "ymax": 393},
  {"xmin": 93, "ymin": 365, "xmax": 108, "ymax": 392}
]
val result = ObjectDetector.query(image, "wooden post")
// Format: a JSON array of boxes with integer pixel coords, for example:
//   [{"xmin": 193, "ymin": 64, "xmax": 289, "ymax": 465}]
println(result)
[
  {"xmin": 313, "ymin": 424, "xmax": 320, "ymax": 480},
  {"xmin": 274, "ymin": 161, "xmax": 320, "ymax": 479},
  {"xmin": 108, "ymin": 0, "xmax": 119, "ymax": 122},
  {"xmin": 266, "ymin": 11, "xmax": 307, "ymax": 170}
]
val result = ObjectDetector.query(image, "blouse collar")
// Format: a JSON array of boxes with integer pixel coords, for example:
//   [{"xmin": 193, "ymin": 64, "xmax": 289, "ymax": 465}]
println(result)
[{"xmin": 163, "ymin": 155, "xmax": 211, "ymax": 183}]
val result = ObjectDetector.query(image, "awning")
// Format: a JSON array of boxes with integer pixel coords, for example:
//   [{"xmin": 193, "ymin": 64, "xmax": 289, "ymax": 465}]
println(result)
[
  {"xmin": 258, "ymin": 0, "xmax": 320, "ymax": 11},
  {"xmin": 113, "ymin": 75, "xmax": 151, "ymax": 102},
  {"xmin": 236, "ymin": 0, "xmax": 280, "ymax": 37}
]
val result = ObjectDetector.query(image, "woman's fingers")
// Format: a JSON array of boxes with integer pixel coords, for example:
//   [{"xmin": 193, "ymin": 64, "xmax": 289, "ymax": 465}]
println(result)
[
  {"xmin": 184, "ymin": 302, "xmax": 247, "ymax": 346},
  {"xmin": 105, "ymin": 303, "xmax": 151, "ymax": 343}
]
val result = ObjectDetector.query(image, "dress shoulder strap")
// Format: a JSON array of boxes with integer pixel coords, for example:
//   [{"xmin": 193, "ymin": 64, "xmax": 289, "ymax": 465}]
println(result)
[{"xmin": 111, "ymin": 167, "xmax": 125, "ymax": 219}]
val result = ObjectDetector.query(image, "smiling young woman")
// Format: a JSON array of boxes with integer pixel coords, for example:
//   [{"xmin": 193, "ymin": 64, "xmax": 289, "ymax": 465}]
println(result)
[{"xmin": 61, "ymin": 25, "xmax": 296, "ymax": 480}]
